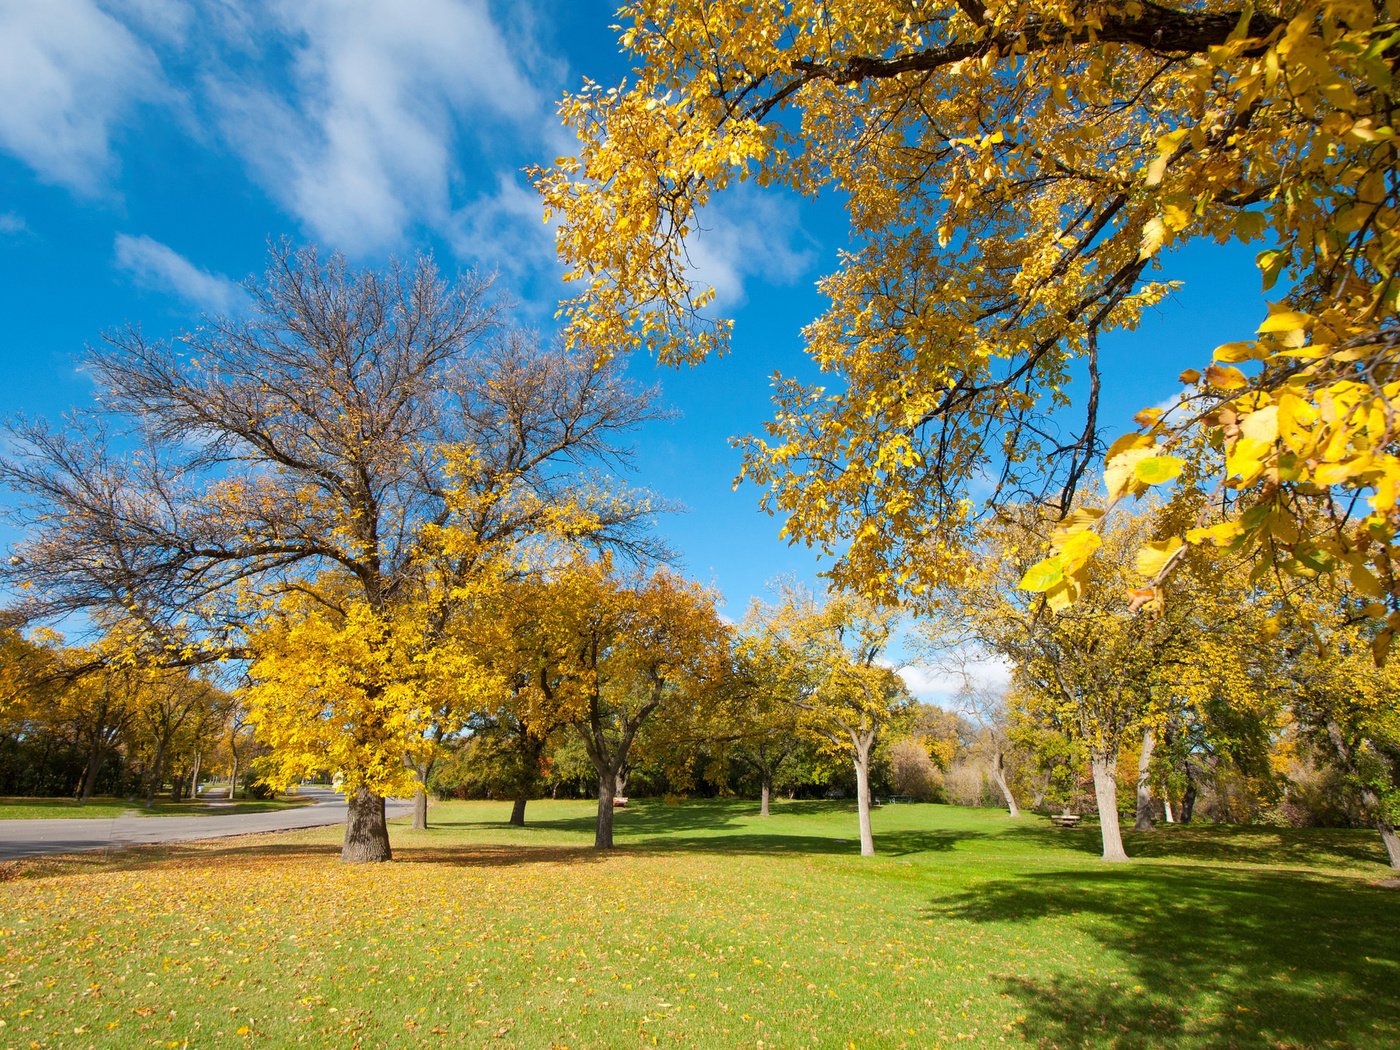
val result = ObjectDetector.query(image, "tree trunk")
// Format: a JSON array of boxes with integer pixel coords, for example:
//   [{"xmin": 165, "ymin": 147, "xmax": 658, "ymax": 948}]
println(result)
[
  {"xmin": 1162, "ymin": 791, "xmax": 1175, "ymax": 824},
  {"xmin": 990, "ymin": 749, "xmax": 1020, "ymax": 818},
  {"xmin": 760, "ymin": 772, "xmax": 771, "ymax": 818},
  {"xmin": 1180, "ymin": 764, "xmax": 1197, "ymax": 824},
  {"xmin": 409, "ymin": 756, "xmax": 435, "ymax": 831},
  {"xmin": 1090, "ymin": 748, "xmax": 1129, "ymax": 863},
  {"xmin": 594, "ymin": 770, "xmax": 617, "ymax": 849},
  {"xmin": 228, "ymin": 751, "xmax": 238, "ymax": 801},
  {"xmin": 1378, "ymin": 820, "xmax": 1400, "ymax": 869},
  {"xmin": 78, "ymin": 746, "xmax": 106, "ymax": 802},
  {"xmin": 341, "ymin": 786, "xmax": 393, "ymax": 862},
  {"xmin": 1135, "ymin": 727, "xmax": 1156, "ymax": 831},
  {"xmin": 509, "ymin": 796, "xmax": 528, "ymax": 826},
  {"xmin": 144, "ymin": 737, "xmax": 168, "ymax": 808},
  {"xmin": 853, "ymin": 740, "xmax": 875, "ymax": 857},
  {"xmin": 189, "ymin": 750, "xmax": 202, "ymax": 799}
]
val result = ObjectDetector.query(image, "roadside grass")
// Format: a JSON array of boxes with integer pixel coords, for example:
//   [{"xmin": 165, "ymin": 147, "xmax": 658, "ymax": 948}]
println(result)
[
  {"xmin": 0, "ymin": 795, "xmax": 314, "ymax": 820},
  {"xmin": 1, "ymin": 799, "xmax": 1397, "ymax": 1048}
]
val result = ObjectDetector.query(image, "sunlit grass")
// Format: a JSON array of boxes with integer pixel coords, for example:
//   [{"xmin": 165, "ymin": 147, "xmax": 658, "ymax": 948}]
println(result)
[{"xmin": 1, "ymin": 799, "xmax": 1396, "ymax": 1048}]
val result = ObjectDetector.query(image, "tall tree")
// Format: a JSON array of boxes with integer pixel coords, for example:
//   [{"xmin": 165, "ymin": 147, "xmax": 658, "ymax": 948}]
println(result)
[
  {"xmin": 956, "ymin": 504, "xmax": 1263, "ymax": 861},
  {"xmin": 748, "ymin": 584, "xmax": 909, "ymax": 856},
  {"xmin": 537, "ymin": 1, "xmax": 1400, "ymax": 628},
  {"xmin": 1, "ymin": 245, "xmax": 662, "ymax": 861}
]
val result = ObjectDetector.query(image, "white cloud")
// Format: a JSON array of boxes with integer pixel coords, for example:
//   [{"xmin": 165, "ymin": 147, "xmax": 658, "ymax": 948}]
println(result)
[
  {"xmin": 894, "ymin": 657, "xmax": 1012, "ymax": 705},
  {"xmin": 102, "ymin": 0, "xmax": 192, "ymax": 45},
  {"xmin": 0, "ymin": 213, "xmax": 26, "ymax": 236},
  {"xmin": 207, "ymin": 0, "xmax": 546, "ymax": 255},
  {"xmin": 0, "ymin": 0, "xmax": 166, "ymax": 193},
  {"xmin": 447, "ymin": 173, "xmax": 556, "ymax": 280},
  {"xmin": 684, "ymin": 187, "xmax": 815, "ymax": 310},
  {"xmin": 114, "ymin": 234, "xmax": 246, "ymax": 313}
]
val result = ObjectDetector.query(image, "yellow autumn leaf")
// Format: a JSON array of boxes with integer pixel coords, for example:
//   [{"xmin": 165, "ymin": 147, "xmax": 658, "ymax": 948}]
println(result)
[
  {"xmin": 1134, "ymin": 538, "xmax": 1183, "ymax": 579},
  {"xmin": 1257, "ymin": 310, "xmax": 1312, "ymax": 335},
  {"xmin": 1205, "ymin": 365, "xmax": 1248, "ymax": 390}
]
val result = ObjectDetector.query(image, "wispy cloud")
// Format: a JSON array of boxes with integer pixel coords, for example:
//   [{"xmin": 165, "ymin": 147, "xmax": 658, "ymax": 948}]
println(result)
[
  {"xmin": 114, "ymin": 234, "xmax": 246, "ymax": 313},
  {"xmin": 0, "ymin": 0, "xmax": 167, "ymax": 194},
  {"xmin": 207, "ymin": 0, "xmax": 546, "ymax": 256},
  {"xmin": 0, "ymin": 213, "xmax": 27, "ymax": 236},
  {"xmin": 447, "ymin": 173, "xmax": 557, "ymax": 282},
  {"xmin": 684, "ymin": 187, "xmax": 816, "ymax": 310},
  {"xmin": 894, "ymin": 658, "xmax": 1012, "ymax": 705}
]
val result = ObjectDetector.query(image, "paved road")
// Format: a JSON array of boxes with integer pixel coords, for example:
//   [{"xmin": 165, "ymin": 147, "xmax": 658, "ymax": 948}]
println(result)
[{"xmin": 0, "ymin": 786, "xmax": 413, "ymax": 860}]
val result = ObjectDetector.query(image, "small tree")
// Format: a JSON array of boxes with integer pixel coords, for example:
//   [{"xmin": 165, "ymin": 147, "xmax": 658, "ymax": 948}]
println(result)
[
  {"xmin": 508, "ymin": 558, "xmax": 727, "ymax": 848},
  {"xmin": 748, "ymin": 584, "xmax": 909, "ymax": 857}
]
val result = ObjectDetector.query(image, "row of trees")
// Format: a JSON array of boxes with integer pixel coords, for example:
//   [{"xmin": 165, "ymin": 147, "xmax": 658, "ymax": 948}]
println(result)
[
  {"xmin": 1, "ymin": 222, "xmax": 1394, "ymax": 869},
  {"xmin": 0, "ymin": 627, "xmax": 250, "ymax": 804},
  {"xmin": 0, "ymin": 246, "xmax": 918, "ymax": 861}
]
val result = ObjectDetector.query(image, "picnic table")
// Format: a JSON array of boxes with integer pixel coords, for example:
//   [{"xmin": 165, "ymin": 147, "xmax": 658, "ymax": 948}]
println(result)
[{"xmin": 1049, "ymin": 813, "xmax": 1082, "ymax": 828}]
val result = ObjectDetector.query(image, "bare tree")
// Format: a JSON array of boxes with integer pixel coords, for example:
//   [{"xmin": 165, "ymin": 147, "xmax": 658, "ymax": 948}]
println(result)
[{"xmin": 1, "ymin": 244, "xmax": 665, "ymax": 862}]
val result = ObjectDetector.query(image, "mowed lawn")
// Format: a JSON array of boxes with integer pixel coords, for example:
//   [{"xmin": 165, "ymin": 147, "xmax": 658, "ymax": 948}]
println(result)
[{"xmin": 1, "ymin": 800, "xmax": 1397, "ymax": 1049}]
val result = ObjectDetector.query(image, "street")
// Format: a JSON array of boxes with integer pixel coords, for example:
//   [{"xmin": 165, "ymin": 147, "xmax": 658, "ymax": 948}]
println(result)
[{"xmin": 0, "ymin": 786, "xmax": 413, "ymax": 859}]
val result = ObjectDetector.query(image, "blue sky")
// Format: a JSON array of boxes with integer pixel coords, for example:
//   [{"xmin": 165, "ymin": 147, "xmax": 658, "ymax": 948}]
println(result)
[{"xmin": 0, "ymin": 0, "xmax": 1269, "ymax": 699}]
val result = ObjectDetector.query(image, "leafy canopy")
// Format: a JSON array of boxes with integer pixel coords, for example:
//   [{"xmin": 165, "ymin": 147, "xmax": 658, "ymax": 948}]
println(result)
[{"xmin": 537, "ymin": 0, "xmax": 1400, "ymax": 630}]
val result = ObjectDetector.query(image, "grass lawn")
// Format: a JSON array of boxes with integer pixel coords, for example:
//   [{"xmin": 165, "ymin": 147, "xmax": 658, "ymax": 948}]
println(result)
[
  {"xmin": 0, "ymin": 795, "xmax": 314, "ymax": 820},
  {"xmin": 1, "ymin": 799, "xmax": 1396, "ymax": 1048}
]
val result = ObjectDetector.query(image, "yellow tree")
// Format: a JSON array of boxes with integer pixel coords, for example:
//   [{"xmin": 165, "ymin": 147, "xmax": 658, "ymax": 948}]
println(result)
[
  {"xmin": 959, "ymin": 503, "xmax": 1265, "ymax": 860},
  {"xmin": 0, "ymin": 248, "xmax": 663, "ymax": 862},
  {"xmin": 244, "ymin": 585, "xmax": 504, "ymax": 842},
  {"xmin": 720, "ymin": 627, "xmax": 809, "ymax": 817},
  {"xmin": 537, "ymin": 1, "xmax": 1400, "ymax": 626},
  {"xmin": 508, "ymin": 557, "xmax": 727, "ymax": 849},
  {"xmin": 1275, "ymin": 588, "xmax": 1400, "ymax": 867},
  {"xmin": 748, "ymin": 584, "xmax": 909, "ymax": 857}
]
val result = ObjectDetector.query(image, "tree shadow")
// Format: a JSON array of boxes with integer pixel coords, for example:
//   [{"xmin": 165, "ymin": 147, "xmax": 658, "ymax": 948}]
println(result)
[
  {"xmin": 627, "ymin": 828, "xmax": 975, "ymax": 857},
  {"xmin": 925, "ymin": 865, "xmax": 1400, "ymax": 1047}
]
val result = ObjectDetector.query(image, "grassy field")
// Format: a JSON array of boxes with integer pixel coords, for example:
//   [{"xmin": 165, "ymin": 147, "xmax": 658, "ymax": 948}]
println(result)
[
  {"xmin": 1, "ymin": 799, "xmax": 1396, "ymax": 1049},
  {"xmin": 0, "ymin": 795, "xmax": 314, "ymax": 819}
]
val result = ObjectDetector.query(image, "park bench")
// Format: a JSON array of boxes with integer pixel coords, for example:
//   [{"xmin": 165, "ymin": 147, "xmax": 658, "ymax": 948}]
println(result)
[
  {"xmin": 1049, "ymin": 813, "xmax": 1082, "ymax": 828},
  {"xmin": 612, "ymin": 796, "xmax": 629, "ymax": 808}
]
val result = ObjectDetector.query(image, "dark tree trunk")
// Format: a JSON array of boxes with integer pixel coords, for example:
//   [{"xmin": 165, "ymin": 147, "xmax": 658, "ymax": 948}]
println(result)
[
  {"xmin": 1180, "ymin": 764, "xmax": 1198, "ymax": 824},
  {"xmin": 144, "ymin": 737, "xmax": 168, "ymax": 808},
  {"xmin": 189, "ymin": 750, "xmax": 202, "ymax": 799},
  {"xmin": 1135, "ymin": 727, "xmax": 1157, "ymax": 831},
  {"xmin": 760, "ymin": 773, "xmax": 771, "ymax": 818},
  {"xmin": 509, "ymin": 796, "xmax": 528, "ymax": 826},
  {"xmin": 1091, "ymin": 748, "xmax": 1129, "ymax": 863},
  {"xmin": 78, "ymin": 746, "xmax": 106, "ymax": 802},
  {"xmin": 595, "ymin": 770, "xmax": 617, "ymax": 849},
  {"xmin": 342, "ymin": 786, "xmax": 393, "ymax": 862}
]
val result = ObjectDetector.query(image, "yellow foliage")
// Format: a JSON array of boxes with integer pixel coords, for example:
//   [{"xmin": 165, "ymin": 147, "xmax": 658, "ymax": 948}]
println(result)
[{"xmin": 533, "ymin": 1, "xmax": 1400, "ymax": 634}]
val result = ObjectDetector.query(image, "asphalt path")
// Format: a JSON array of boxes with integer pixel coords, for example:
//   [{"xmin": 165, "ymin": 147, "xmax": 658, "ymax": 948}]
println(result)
[{"xmin": 0, "ymin": 786, "xmax": 413, "ymax": 860}]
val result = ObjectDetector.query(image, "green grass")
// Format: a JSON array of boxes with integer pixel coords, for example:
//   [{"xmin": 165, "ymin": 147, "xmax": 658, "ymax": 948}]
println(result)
[
  {"xmin": 1, "ymin": 799, "xmax": 1397, "ymax": 1048},
  {"xmin": 0, "ymin": 795, "xmax": 314, "ymax": 819}
]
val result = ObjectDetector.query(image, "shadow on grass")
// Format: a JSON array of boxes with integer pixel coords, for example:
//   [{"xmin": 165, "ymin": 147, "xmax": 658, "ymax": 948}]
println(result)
[
  {"xmin": 998, "ymin": 817, "xmax": 1394, "ymax": 873},
  {"xmin": 926, "ymin": 865, "xmax": 1400, "ymax": 1048}
]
